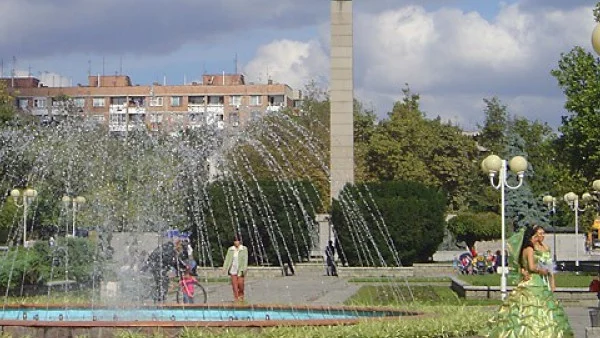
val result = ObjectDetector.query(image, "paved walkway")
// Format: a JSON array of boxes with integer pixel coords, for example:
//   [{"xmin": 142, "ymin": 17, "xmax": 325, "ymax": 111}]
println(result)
[
  {"xmin": 202, "ymin": 273, "xmax": 360, "ymax": 305},
  {"xmin": 199, "ymin": 271, "xmax": 597, "ymax": 337}
]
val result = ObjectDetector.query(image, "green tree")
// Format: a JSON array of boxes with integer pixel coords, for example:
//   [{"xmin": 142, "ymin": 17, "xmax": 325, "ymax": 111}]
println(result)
[
  {"xmin": 509, "ymin": 117, "xmax": 557, "ymax": 197},
  {"xmin": 551, "ymin": 46, "xmax": 600, "ymax": 180},
  {"xmin": 354, "ymin": 100, "xmax": 377, "ymax": 182},
  {"xmin": 363, "ymin": 87, "xmax": 479, "ymax": 210},
  {"xmin": 0, "ymin": 81, "xmax": 15, "ymax": 123},
  {"xmin": 503, "ymin": 130, "xmax": 546, "ymax": 230},
  {"xmin": 333, "ymin": 181, "xmax": 446, "ymax": 266},
  {"xmin": 447, "ymin": 212, "xmax": 501, "ymax": 251},
  {"xmin": 478, "ymin": 97, "xmax": 508, "ymax": 156}
]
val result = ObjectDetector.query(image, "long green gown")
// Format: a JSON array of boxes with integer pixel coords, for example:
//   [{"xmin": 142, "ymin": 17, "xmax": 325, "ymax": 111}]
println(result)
[{"xmin": 487, "ymin": 249, "xmax": 573, "ymax": 337}]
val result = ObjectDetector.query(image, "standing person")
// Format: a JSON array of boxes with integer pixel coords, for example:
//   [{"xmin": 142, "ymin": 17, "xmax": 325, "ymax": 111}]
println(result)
[
  {"xmin": 589, "ymin": 274, "xmax": 600, "ymax": 307},
  {"xmin": 179, "ymin": 269, "xmax": 197, "ymax": 304},
  {"xmin": 325, "ymin": 240, "xmax": 337, "ymax": 276},
  {"xmin": 223, "ymin": 236, "xmax": 248, "ymax": 302},
  {"xmin": 487, "ymin": 225, "xmax": 572, "ymax": 337}
]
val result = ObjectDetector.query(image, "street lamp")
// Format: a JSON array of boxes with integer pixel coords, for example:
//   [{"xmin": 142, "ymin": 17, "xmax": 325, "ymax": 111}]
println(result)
[
  {"xmin": 543, "ymin": 195, "xmax": 558, "ymax": 263},
  {"xmin": 592, "ymin": 22, "xmax": 600, "ymax": 56},
  {"xmin": 61, "ymin": 195, "xmax": 86, "ymax": 237},
  {"xmin": 10, "ymin": 188, "xmax": 37, "ymax": 247},
  {"xmin": 481, "ymin": 154, "xmax": 527, "ymax": 300},
  {"xmin": 563, "ymin": 192, "xmax": 592, "ymax": 268}
]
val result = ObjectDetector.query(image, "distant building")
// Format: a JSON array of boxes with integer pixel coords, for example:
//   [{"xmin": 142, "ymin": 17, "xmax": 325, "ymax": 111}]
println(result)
[{"xmin": 2, "ymin": 73, "xmax": 302, "ymax": 132}]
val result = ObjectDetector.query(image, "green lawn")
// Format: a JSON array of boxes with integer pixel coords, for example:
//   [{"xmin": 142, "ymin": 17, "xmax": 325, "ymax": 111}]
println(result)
[
  {"xmin": 348, "ymin": 276, "xmax": 451, "ymax": 283},
  {"xmin": 458, "ymin": 272, "xmax": 593, "ymax": 287},
  {"xmin": 345, "ymin": 284, "xmax": 501, "ymax": 306}
]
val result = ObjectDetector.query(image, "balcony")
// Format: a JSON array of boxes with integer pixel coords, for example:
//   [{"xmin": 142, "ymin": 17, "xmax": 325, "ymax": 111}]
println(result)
[
  {"xmin": 109, "ymin": 124, "xmax": 127, "ymax": 132},
  {"xmin": 266, "ymin": 104, "xmax": 283, "ymax": 113},
  {"xmin": 188, "ymin": 104, "xmax": 206, "ymax": 113},
  {"xmin": 109, "ymin": 104, "xmax": 146, "ymax": 115},
  {"xmin": 109, "ymin": 104, "xmax": 126, "ymax": 114},
  {"xmin": 30, "ymin": 108, "xmax": 47, "ymax": 116}
]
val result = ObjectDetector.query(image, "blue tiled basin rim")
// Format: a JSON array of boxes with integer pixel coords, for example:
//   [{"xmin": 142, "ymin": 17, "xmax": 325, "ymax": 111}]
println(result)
[{"xmin": 0, "ymin": 305, "xmax": 409, "ymax": 322}]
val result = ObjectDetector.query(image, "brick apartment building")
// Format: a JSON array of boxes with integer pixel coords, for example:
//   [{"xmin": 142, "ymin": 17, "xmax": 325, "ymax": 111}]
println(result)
[{"xmin": 1, "ymin": 73, "xmax": 301, "ymax": 132}]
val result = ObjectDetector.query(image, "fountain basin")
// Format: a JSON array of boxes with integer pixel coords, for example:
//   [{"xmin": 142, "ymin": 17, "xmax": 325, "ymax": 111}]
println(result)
[
  {"xmin": 0, "ymin": 304, "xmax": 421, "ymax": 337},
  {"xmin": 0, "ymin": 305, "xmax": 408, "ymax": 322}
]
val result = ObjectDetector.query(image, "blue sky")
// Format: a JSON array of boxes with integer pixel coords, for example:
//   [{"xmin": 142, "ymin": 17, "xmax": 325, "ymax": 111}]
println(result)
[{"xmin": 0, "ymin": 0, "xmax": 596, "ymax": 130}]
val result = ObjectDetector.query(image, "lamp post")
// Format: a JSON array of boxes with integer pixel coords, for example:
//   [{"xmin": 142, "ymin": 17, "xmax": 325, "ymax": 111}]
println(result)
[
  {"xmin": 592, "ymin": 21, "xmax": 600, "ymax": 56},
  {"xmin": 61, "ymin": 195, "xmax": 86, "ymax": 237},
  {"xmin": 10, "ymin": 188, "xmax": 37, "ymax": 247},
  {"xmin": 481, "ymin": 154, "xmax": 528, "ymax": 300},
  {"xmin": 563, "ymin": 192, "xmax": 592, "ymax": 268},
  {"xmin": 543, "ymin": 195, "xmax": 558, "ymax": 263}
]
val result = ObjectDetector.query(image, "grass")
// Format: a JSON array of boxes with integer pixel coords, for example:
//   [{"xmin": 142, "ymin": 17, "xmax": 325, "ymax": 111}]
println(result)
[
  {"xmin": 458, "ymin": 272, "xmax": 594, "ymax": 287},
  {"xmin": 0, "ymin": 291, "xmax": 93, "ymax": 305},
  {"xmin": 345, "ymin": 284, "xmax": 501, "ymax": 306},
  {"xmin": 348, "ymin": 276, "xmax": 452, "ymax": 283}
]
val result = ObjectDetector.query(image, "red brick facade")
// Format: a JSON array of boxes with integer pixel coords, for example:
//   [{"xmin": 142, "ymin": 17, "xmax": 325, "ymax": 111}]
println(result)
[{"xmin": 4, "ymin": 74, "xmax": 300, "ymax": 132}]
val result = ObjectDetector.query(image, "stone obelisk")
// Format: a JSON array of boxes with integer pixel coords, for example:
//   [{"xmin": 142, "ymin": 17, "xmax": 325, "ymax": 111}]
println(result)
[{"xmin": 330, "ymin": 0, "xmax": 354, "ymax": 201}]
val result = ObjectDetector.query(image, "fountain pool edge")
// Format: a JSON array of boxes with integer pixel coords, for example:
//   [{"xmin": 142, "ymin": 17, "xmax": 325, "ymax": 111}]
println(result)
[{"xmin": 0, "ymin": 303, "xmax": 423, "ymax": 328}]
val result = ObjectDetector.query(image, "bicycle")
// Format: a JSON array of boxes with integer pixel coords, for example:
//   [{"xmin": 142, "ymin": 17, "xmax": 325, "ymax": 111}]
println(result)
[{"xmin": 169, "ymin": 273, "xmax": 208, "ymax": 304}]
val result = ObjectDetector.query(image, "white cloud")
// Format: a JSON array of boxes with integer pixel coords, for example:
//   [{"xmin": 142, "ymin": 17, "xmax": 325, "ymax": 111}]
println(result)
[
  {"xmin": 243, "ymin": 39, "xmax": 328, "ymax": 90},
  {"xmin": 244, "ymin": 3, "xmax": 595, "ymax": 129}
]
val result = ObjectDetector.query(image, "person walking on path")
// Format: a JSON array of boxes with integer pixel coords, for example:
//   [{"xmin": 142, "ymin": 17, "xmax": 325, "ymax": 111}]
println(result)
[
  {"xmin": 223, "ymin": 236, "xmax": 248, "ymax": 302},
  {"xmin": 325, "ymin": 240, "xmax": 338, "ymax": 276}
]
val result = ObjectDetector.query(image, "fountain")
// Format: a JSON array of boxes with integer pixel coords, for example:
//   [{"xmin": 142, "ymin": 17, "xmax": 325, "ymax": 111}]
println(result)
[{"xmin": 0, "ymin": 111, "xmax": 416, "ymax": 337}]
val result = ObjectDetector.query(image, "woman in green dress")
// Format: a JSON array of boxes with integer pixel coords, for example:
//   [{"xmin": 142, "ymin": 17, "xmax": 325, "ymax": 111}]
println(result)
[{"xmin": 487, "ymin": 225, "xmax": 573, "ymax": 338}]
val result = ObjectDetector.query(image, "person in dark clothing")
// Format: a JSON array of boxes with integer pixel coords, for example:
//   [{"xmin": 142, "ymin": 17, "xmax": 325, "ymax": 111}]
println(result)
[
  {"xmin": 143, "ymin": 241, "xmax": 177, "ymax": 302},
  {"xmin": 281, "ymin": 255, "xmax": 295, "ymax": 276},
  {"xmin": 325, "ymin": 240, "xmax": 338, "ymax": 276}
]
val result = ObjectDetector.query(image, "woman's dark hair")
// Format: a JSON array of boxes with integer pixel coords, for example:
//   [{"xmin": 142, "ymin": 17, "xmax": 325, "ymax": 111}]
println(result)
[
  {"xmin": 532, "ymin": 224, "xmax": 544, "ymax": 235},
  {"xmin": 518, "ymin": 225, "xmax": 538, "ymax": 267}
]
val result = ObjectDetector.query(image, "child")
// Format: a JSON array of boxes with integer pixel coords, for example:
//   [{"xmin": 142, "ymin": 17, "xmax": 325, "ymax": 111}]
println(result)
[{"xmin": 180, "ymin": 269, "xmax": 197, "ymax": 304}]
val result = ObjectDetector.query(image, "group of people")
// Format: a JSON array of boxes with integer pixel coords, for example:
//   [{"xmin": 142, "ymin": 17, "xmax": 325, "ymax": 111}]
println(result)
[
  {"xmin": 160, "ymin": 225, "xmax": 575, "ymax": 336},
  {"xmin": 457, "ymin": 249, "xmax": 504, "ymax": 275}
]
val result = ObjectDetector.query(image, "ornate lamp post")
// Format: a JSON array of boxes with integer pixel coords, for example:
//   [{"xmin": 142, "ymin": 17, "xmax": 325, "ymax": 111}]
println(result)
[
  {"xmin": 481, "ymin": 154, "xmax": 528, "ymax": 300},
  {"xmin": 543, "ymin": 195, "xmax": 558, "ymax": 263},
  {"xmin": 10, "ymin": 188, "xmax": 37, "ymax": 247},
  {"xmin": 62, "ymin": 195, "xmax": 86, "ymax": 237},
  {"xmin": 563, "ymin": 192, "xmax": 592, "ymax": 268}
]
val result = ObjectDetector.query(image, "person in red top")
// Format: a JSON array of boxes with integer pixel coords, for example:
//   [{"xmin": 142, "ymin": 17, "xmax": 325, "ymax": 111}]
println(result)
[
  {"xmin": 590, "ymin": 274, "xmax": 600, "ymax": 306},
  {"xmin": 180, "ymin": 269, "xmax": 197, "ymax": 304}
]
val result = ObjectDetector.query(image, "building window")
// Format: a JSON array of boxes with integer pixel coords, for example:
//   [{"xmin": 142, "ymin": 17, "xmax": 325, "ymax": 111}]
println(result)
[
  {"xmin": 189, "ymin": 113, "xmax": 201, "ymax": 123},
  {"xmin": 171, "ymin": 96, "xmax": 182, "ymax": 107},
  {"xmin": 18, "ymin": 99, "xmax": 28, "ymax": 109},
  {"xmin": 109, "ymin": 114, "xmax": 125, "ymax": 123},
  {"xmin": 33, "ymin": 98, "xmax": 46, "ymax": 108},
  {"xmin": 110, "ymin": 97, "xmax": 126, "ymax": 105},
  {"xmin": 230, "ymin": 95, "xmax": 241, "ymax": 106},
  {"xmin": 92, "ymin": 115, "xmax": 105, "ymax": 123},
  {"xmin": 230, "ymin": 112, "xmax": 239, "ymax": 127},
  {"xmin": 250, "ymin": 95, "xmax": 261, "ymax": 106},
  {"xmin": 150, "ymin": 97, "xmax": 163, "ymax": 107},
  {"xmin": 93, "ymin": 97, "xmax": 105, "ymax": 107},
  {"xmin": 73, "ymin": 97, "xmax": 85, "ymax": 108},
  {"xmin": 189, "ymin": 96, "xmax": 205, "ymax": 105},
  {"xmin": 269, "ymin": 95, "xmax": 285, "ymax": 106},
  {"xmin": 208, "ymin": 96, "xmax": 224, "ymax": 105}
]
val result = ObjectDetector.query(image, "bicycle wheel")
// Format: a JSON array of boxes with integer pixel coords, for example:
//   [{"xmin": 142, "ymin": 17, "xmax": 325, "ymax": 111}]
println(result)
[
  {"xmin": 196, "ymin": 282, "xmax": 207, "ymax": 304},
  {"xmin": 176, "ymin": 281, "xmax": 207, "ymax": 304}
]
